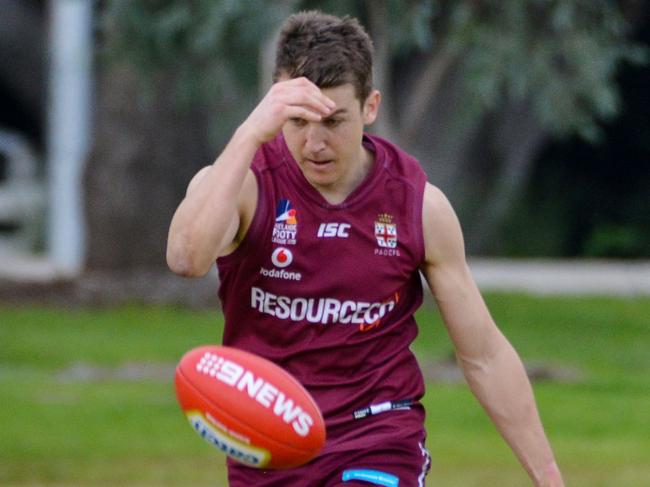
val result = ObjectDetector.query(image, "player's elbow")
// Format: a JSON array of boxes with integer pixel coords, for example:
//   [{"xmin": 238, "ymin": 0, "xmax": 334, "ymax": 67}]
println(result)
[
  {"xmin": 166, "ymin": 243, "xmax": 212, "ymax": 278},
  {"xmin": 456, "ymin": 327, "xmax": 508, "ymax": 375}
]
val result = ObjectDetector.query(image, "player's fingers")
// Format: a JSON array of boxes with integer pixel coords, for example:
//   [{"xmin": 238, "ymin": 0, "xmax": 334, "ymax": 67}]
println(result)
[
  {"xmin": 283, "ymin": 105, "xmax": 325, "ymax": 122},
  {"xmin": 313, "ymin": 91, "xmax": 337, "ymax": 112},
  {"xmin": 304, "ymin": 95, "xmax": 336, "ymax": 117},
  {"xmin": 280, "ymin": 89, "xmax": 335, "ymax": 116},
  {"xmin": 276, "ymin": 78, "xmax": 336, "ymax": 113}
]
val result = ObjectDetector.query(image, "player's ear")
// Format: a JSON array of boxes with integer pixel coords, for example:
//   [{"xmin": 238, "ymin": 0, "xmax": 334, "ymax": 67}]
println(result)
[{"xmin": 362, "ymin": 89, "xmax": 381, "ymax": 125}]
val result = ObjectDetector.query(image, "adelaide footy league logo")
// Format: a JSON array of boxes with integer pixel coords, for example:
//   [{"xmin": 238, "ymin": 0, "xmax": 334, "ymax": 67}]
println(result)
[
  {"xmin": 374, "ymin": 213, "xmax": 397, "ymax": 249},
  {"xmin": 273, "ymin": 199, "xmax": 298, "ymax": 245}
]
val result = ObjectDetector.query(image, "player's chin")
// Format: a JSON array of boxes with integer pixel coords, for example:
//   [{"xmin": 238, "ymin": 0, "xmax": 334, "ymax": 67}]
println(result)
[
  {"xmin": 305, "ymin": 171, "xmax": 338, "ymax": 188},
  {"xmin": 302, "ymin": 162, "xmax": 337, "ymax": 184}
]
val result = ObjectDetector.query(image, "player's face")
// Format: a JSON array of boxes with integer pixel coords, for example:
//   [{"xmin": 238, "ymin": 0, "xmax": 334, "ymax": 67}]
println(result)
[{"xmin": 282, "ymin": 82, "xmax": 380, "ymax": 194}]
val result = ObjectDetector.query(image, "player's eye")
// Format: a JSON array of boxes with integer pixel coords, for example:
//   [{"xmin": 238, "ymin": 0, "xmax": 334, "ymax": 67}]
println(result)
[
  {"xmin": 323, "ymin": 118, "xmax": 342, "ymax": 128},
  {"xmin": 290, "ymin": 117, "xmax": 308, "ymax": 127}
]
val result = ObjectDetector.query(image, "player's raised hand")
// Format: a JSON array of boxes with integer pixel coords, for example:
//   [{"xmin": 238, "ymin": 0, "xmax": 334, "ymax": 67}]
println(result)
[{"xmin": 241, "ymin": 77, "xmax": 336, "ymax": 145}]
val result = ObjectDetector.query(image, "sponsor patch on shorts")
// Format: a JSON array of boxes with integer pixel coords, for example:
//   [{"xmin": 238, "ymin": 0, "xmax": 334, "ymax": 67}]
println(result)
[{"xmin": 342, "ymin": 468, "xmax": 399, "ymax": 486}]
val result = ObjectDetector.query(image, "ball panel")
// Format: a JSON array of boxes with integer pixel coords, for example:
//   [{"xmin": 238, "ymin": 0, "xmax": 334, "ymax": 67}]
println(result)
[
  {"xmin": 185, "ymin": 346, "xmax": 319, "ymax": 447},
  {"xmin": 179, "ymin": 346, "xmax": 325, "ymax": 450},
  {"xmin": 174, "ymin": 345, "xmax": 326, "ymax": 469},
  {"xmin": 175, "ymin": 365, "xmax": 314, "ymax": 469}
]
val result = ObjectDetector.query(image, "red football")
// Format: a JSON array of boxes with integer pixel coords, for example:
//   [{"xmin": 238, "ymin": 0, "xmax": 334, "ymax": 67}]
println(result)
[{"xmin": 174, "ymin": 345, "xmax": 326, "ymax": 469}]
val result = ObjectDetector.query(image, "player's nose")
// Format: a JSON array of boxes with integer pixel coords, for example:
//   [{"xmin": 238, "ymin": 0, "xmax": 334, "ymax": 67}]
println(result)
[{"xmin": 304, "ymin": 123, "xmax": 327, "ymax": 154}]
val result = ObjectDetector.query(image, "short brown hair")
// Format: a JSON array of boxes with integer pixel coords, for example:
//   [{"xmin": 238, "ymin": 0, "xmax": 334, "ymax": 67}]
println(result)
[{"xmin": 273, "ymin": 11, "xmax": 374, "ymax": 102}]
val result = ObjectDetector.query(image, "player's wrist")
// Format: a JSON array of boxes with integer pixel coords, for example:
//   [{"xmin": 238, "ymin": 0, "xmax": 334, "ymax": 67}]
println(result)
[
  {"xmin": 534, "ymin": 461, "xmax": 564, "ymax": 487},
  {"xmin": 237, "ymin": 106, "xmax": 286, "ymax": 148},
  {"xmin": 234, "ymin": 121, "xmax": 268, "ymax": 148}
]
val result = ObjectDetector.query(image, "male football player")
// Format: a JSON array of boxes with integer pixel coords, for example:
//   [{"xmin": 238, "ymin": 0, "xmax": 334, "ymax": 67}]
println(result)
[{"xmin": 167, "ymin": 10, "xmax": 564, "ymax": 487}]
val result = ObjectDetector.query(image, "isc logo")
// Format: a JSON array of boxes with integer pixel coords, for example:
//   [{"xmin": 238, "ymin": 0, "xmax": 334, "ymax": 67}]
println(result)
[{"xmin": 317, "ymin": 223, "xmax": 351, "ymax": 238}]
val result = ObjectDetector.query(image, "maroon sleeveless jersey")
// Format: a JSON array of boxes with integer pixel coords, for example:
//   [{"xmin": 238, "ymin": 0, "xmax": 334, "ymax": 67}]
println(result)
[{"xmin": 216, "ymin": 133, "xmax": 428, "ymax": 457}]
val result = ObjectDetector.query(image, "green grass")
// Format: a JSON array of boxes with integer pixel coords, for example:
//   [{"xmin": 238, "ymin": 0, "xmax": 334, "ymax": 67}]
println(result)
[{"xmin": 1, "ymin": 294, "xmax": 649, "ymax": 486}]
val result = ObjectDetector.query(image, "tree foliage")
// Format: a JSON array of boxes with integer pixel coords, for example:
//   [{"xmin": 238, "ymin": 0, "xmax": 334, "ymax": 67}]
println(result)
[
  {"xmin": 103, "ymin": 0, "xmax": 645, "ymax": 141},
  {"xmin": 454, "ymin": 0, "xmax": 646, "ymax": 141},
  {"xmin": 90, "ymin": 0, "xmax": 647, "ymax": 265},
  {"xmin": 101, "ymin": 0, "xmax": 293, "ymax": 135}
]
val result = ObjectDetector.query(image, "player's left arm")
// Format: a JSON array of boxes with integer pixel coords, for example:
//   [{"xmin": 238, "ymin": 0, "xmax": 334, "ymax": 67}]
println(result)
[{"xmin": 420, "ymin": 182, "xmax": 564, "ymax": 487}]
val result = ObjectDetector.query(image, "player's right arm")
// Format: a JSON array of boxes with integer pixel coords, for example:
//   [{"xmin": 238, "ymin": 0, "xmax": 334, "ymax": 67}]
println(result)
[{"xmin": 166, "ymin": 77, "xmax": 336, "ymax": 277}]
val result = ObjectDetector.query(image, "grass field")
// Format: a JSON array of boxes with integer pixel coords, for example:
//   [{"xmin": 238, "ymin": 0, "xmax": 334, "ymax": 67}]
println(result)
[{"xmin": 1, "ymin": 294, "xmax": 649, "ymax": 486}]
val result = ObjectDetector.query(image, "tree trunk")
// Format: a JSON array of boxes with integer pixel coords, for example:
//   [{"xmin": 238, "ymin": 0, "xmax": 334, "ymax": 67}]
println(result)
[
  {"xmin": 464, "ymin": 101, "xmax": 548, "ymax": 254},
  {"xmin": 84, "ymin": 64, "xmax": 213, "ymax": 270},
  {"xmin": 390, "ymin": 59, "xmax": 548, "ymax": 254},
  {"xmin": 400, "ymin": 43, "xmax": 461, "ymax": 147},
  {"xmin": 365, "ymin": 0, "xmax": 396, "ymax": 139}
]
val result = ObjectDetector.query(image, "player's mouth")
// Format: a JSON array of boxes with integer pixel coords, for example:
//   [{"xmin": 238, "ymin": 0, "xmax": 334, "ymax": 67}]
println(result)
[
  {"xmin": 305, "ymin": 159, "xmax": 334, "ymax": 170},
  {"xmin": 305, "ymin": 158, "xmax": 334, "ymax": 167}
]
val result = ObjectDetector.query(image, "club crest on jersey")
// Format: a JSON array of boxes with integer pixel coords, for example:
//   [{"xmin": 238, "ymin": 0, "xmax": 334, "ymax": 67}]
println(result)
[
  {"xmin": 374, "ymin": 213, "xmax": 397, "ymax": 249},
  {"xmin": 273, "ymin": 199, "xmax": 298, "ymax": 245}
]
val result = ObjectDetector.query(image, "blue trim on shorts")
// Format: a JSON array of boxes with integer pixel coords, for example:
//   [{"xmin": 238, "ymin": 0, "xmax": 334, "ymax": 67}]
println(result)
[{"xmin": 342, "ymin": 469, "xmax": 400, "ymax": 486}]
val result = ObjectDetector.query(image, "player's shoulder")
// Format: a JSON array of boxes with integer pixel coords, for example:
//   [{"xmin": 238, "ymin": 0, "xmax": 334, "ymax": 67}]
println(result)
[
  {"xmin": 422, "ymin": 182, "xmax": 465, "ymax": 263},
  {"xmin": 366, "ymin": 133, "xmax": 426, "ymax": 181},
  {"xmin": 423, "ymin": 183, "xmax": 454, "ymax": 215}
]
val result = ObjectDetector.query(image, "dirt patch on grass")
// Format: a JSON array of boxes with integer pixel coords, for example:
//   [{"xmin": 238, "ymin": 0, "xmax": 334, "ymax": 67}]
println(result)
[
  {"xmin": 420, "ymin": 354, "xmax": 585, "ymax": 384},
  {"xmin": 0, "ymin": 269, "xmax": 220, "ymax": 308},
  {"xmin": 56, "ymin": 356, "xmax": 584, "ymax": 386},
  {"xmin": 57, "ymin": 361, "xmax": 176, "ymax": 383}
]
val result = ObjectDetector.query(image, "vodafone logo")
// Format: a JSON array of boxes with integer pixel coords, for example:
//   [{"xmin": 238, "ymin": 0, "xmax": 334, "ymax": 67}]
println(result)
[
  {"xmin": 271, "ymin": 247, "xmax": 293, "ymax": 268},
  {"xmin": 262, "ymin": 248, "xmax": 300, "ymax": 281}
]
